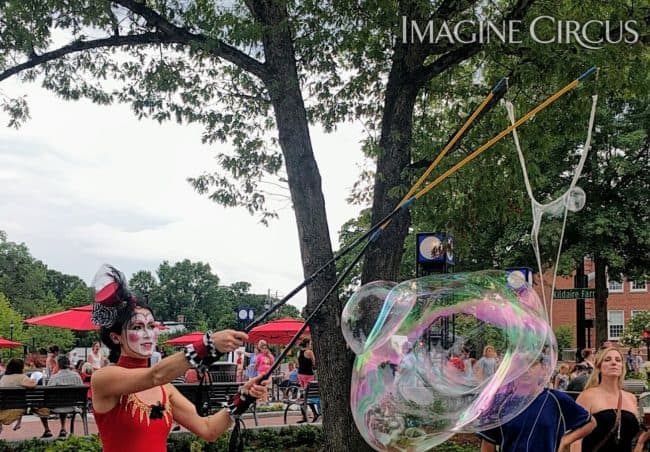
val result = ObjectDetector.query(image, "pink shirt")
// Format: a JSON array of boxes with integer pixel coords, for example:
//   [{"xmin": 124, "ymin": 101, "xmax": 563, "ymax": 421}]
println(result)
[{"xmin": 255, "ymin": 352, "xmax": 274, "ymax": 376}]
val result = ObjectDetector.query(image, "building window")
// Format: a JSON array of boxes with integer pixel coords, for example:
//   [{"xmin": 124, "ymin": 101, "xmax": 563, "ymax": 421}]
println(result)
[
  {"xmin": 630, "ymin": 279, "xmax": 648, "ymax": 292},
  {"xmin": 608, "ymin": 278, "xmax": 624, "ymax": 293},
  {"xmin": 608, "ymin": 310, "xmax": 624, "ymax": 340},
  {"xmin": 632, "ymin": 310, "xmax": 648, "ymax": 318}
]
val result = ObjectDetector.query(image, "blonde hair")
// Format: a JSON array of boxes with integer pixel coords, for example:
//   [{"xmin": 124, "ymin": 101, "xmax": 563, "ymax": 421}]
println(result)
[
  {"xmin": 584, "ymin": 346, "xmax": 625, "ymax": 390},
  {"xmin": 81, "ymin": 362, "xmax": 93, "ymax": 375},
  {"xmin": 483, "ymin": 345, "xmax": 495, "ymax": 357}
]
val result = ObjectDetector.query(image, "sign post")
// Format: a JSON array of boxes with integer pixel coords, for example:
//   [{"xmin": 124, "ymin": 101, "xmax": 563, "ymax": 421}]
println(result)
[{"xmin": 553, "ymin": 288, "xmax": 598, "ymax": 300}]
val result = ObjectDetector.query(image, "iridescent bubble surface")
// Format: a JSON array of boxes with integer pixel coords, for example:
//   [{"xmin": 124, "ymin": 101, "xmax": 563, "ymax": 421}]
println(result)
[{"xmin": 343, "ymin": 270, "xmax": 556, "ymax": 451}]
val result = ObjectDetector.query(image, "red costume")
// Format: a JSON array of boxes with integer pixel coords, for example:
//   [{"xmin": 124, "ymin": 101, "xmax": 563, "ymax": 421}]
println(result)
[{"xmin": 94, "ymin": 356, "xmax": 173, "ymax": 452}]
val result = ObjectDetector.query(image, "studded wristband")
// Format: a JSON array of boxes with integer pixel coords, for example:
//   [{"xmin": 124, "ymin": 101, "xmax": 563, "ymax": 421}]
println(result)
[
  {"xmin": 184, "ymin": 331, "xmax": 223, "ymax": 371},
  {"xmin": 227, "ymin": 390, "xmax": 256, "ymax": 418}
]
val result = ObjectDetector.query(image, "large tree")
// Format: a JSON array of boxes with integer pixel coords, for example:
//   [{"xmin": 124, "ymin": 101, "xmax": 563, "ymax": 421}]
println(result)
[
  {"xmin": 0, "ymin": 2, "xmax": 349, "ymax": 444},
  {"xmin": 2, "ymin": 2, "xmax": 647, "ymax": 450}
]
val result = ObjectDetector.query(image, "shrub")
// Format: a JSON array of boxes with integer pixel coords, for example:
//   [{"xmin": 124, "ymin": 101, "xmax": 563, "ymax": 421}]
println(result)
[
  {"xmin": 554, "ymin": 325, "xmax": 573, "ymax": 351},
  {"xmin": 0, "ymin": 425, "xmax": 477, "ymax": 451}
]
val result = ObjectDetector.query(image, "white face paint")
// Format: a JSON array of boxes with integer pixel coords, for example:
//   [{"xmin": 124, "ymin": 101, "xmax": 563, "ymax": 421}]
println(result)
[{"xmin": 124, "ymin": 309, "xmax": 158, "ymax": 357}]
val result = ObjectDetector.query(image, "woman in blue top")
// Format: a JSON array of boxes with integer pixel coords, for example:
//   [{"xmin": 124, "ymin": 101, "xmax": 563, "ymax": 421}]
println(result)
[{"xmin": 475, "ymin": 345, "xmax": 498, "ymax": 381}]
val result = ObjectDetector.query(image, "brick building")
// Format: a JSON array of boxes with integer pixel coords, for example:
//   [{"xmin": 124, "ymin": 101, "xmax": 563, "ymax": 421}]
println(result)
[{"xmin": 540, "ymin": 260, "xmax": 649, "ymax": 347}]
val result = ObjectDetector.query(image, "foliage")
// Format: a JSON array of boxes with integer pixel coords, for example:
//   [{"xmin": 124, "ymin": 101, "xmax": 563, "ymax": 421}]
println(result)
[
  {"xmin": 129, "ymin": 260, "xmax": 301, "ymax": 330},
  {"xmin": 0, "ymin": 292, "xmax": 26, "ymax": 343},
  {"xmin": 621, "ymin": 311, "xmax": 650, "ymax": 348},
  {"xmin": 2, "ymin": 1, "xmax": 646, "ymax": 450},
  {"xmin": 61, "ymin": 285, "xmax": 93, "ymax": 309},
  {"xmin": 554, "ymin": 325, "xmax": 573, "ymax": 351},
  {"xmin": 0, "ymin": 230, "xmax": 91, "ymax": 313},
  {"xmin": 0, "ymin": 427, "xmax": 480, "ymax": 452}
]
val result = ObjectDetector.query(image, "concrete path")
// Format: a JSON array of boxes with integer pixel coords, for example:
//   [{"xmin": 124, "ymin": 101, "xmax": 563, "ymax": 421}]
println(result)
[{"xmin": 0, "ymin": 410, "xmax": 317, "ymax": 442}]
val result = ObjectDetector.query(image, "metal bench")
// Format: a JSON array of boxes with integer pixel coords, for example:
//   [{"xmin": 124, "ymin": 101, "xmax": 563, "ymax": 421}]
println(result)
[
  {"xmin": 174, "ymin": 382, "xmax": 258, "ymax": 426},
  {"xmin": 283, "ymin": 381, "xmax": 319, "ymax": 424},
  {"xmin": 624, "ymin": 379, "xmax": 648, "ymax": 395},
  {"xmin": 0, "ymin": 385, "xmax": 89, "ymax": 435}
]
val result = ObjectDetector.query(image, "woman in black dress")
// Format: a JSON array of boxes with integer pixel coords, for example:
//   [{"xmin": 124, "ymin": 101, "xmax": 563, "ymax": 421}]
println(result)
[
  {"xmin": 296, "ymin": 337, "xmax": 319, "ymax": 423},
  {"xmin": 573, "ymin": 346, "xmax": 649, "ymax": 451}
]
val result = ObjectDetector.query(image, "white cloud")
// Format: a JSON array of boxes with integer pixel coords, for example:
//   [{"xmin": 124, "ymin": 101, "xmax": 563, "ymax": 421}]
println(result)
[{"xmin": 0, "ymin": 79, "xmax": 365, "ymax": 311}]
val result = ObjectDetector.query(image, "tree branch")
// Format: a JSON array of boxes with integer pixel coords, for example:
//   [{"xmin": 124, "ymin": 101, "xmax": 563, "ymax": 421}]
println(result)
[
  {"xmin": 114, "ymin": 0, "xmax": 268, "ymax": 80},
  {"xmin": 431, "ymin": 0, "xmax": 477, "ymax": 21},
  {"xmin": 410, "ymin": 42, "xmax": 482, "ymax": 87},
  {"xmin": 413, "ymin": 0, "xmax": 535, "ymax": 86},
  {"xmin": 0, "ymin": 32, "xmax": 168, "ymax": 82}
]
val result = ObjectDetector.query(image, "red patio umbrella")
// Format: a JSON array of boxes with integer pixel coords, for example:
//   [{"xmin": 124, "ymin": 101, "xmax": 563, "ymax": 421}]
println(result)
[
  {"xmin": 164, "ymin": 332, "xmax": 204, "ymax": 346},
  {"xmin": 24, "ymin": 304, "xmax": 98, "ymax": 331},
  {"xmin": 247, "ymin": 318, "xmax": 309, "ymax": 345},
  {"xmin": 0, "ymin": 337, "xmax": 23, "ymax": 348}
]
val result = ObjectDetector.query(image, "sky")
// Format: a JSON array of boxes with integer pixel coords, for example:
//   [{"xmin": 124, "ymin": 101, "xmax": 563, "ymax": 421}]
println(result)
[{"xmin": 0, "ymin": 77, "xmax": 367, "ymax": 311}]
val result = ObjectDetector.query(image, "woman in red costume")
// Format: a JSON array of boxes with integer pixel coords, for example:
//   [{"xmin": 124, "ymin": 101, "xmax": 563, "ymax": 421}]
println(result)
[{"xmin": 90, "ymin": 265, "xmax": 266, "ymax": 452}]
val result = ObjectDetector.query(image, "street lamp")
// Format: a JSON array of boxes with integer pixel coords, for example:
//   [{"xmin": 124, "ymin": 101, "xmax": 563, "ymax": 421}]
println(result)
[{"xmin": 9, "ymin": 322, "xmax": 14, "ymax": 357}]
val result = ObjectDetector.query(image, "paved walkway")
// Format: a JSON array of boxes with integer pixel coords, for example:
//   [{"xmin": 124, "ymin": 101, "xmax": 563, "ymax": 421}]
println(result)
[{"xmin": 0, "ymin": 410, "xmax": 315, "ymax": 442}]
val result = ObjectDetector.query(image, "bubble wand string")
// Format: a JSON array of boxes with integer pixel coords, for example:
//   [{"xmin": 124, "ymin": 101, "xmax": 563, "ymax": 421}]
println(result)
[{"xmin": 246, "ymin": 67, "xmax": 595, "ymax": 335}]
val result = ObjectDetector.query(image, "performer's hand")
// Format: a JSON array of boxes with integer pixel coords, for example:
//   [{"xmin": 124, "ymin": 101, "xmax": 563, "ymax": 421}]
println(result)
[
  {"xmin": 210, "ymin": 329, "xmax": 247, "ymax": 354},
  {"xmin": 241, "ymin": 375, "xmax": 268, "ymax": 399}
]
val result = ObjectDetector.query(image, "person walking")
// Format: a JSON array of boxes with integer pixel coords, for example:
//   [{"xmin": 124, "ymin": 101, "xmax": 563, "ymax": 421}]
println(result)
[{"xmin": 296, "ymin": 337, "xmax": 319, "ymax": 423}]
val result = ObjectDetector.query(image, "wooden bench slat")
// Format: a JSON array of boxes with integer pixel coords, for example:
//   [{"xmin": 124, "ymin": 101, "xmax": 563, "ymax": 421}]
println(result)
[{"xmin": 0, "ymin": 385, "xmax": 89, "ymax": 435}]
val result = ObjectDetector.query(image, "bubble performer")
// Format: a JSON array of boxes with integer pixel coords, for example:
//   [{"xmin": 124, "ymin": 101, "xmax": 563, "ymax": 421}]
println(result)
[
  {"xmin": 343, "ymin": 270, "xmax": 558, "ymax": 451},
  {"xmin": 89, "ymin": 264, "xmax": 267, "ymax": 452}
]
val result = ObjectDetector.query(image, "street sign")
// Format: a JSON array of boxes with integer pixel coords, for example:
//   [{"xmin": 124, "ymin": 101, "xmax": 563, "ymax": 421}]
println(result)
[{"xmin": 553, "ymin": 288, "xmax": 598, "ymax": 299}]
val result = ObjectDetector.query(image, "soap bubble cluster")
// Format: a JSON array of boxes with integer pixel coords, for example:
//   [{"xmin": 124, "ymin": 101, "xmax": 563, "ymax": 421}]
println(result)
[{"xmin": 342, "ymin": 270, "xmax": 556, "ymax": 451}]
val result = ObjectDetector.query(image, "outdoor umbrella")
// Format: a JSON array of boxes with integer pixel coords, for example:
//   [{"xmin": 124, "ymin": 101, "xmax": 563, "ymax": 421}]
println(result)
[
  {"xmin": 24, "ymin": 304, "xmax": 98, "ymax": 331},
  {"xmin": 247, "ymin": 318, "xmax": 309, "ymax": 345},
  {"xmin": 0, "ymin": 337, "xmax": 23, "ymax": 348},
  {"xmin": 164, "ymin": 332, "xmax": 204, "ymax": 346}
]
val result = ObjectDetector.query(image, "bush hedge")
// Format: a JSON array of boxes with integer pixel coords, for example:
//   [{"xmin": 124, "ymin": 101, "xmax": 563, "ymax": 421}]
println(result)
[{"xmin": 0, "ymin": 426, "xmax": 479, "ymax": 451}]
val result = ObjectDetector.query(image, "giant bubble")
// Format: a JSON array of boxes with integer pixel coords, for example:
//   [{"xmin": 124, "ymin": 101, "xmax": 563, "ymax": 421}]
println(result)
[{"xmin": 342, "ymin": 270, "xmax": 557, "ymax": 451}]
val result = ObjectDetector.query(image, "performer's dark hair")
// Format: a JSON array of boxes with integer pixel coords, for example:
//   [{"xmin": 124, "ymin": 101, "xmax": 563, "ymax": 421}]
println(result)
[{"xmin": 100, "ymin": 301, "xmax": 154, "ymax": 363}]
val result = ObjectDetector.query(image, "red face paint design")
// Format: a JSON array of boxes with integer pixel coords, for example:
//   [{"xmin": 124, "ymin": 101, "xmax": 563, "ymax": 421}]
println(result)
[{"xmin": 125, "ymin": 310, "xmax": 158, "ymax": 357}]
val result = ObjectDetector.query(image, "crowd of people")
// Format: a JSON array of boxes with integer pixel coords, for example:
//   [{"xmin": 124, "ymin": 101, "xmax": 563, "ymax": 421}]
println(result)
[
  {"xmin": 0, "ymin": 340, "xmax": 118, "ymax": 438},
  {"xmin": 477, "ymin": 343, "xmax": 650, "ymax": 452}
]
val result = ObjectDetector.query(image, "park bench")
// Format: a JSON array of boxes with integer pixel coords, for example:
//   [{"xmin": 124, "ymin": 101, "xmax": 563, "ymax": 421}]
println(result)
[
  {"xmin": 174, "ymin": 382, "xmax": 258, "ymax": 426},
  {"xmin": 283, "ymin": 381, "xmax": 320, "ymax": 424},
  {"xmin": 624, "ymin": 379, "xmax": 647, "ymax": 395},
  {"xmin": 0, "ymin": 385, "xmax": 89, "ymax": 435}
]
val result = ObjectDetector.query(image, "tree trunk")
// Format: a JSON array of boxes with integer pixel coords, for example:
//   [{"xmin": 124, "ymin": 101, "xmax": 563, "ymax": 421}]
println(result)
[
  {"xmin": 361, "ymin": 55, "xmax": 420, "ymax": 283},
  {"xmin": 252, "ymin": 1, "xmax": 372, "ymax": 450},
  {"xmin": 594, "ymin": 256, "xmax": 608, "ymax": 347}
]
